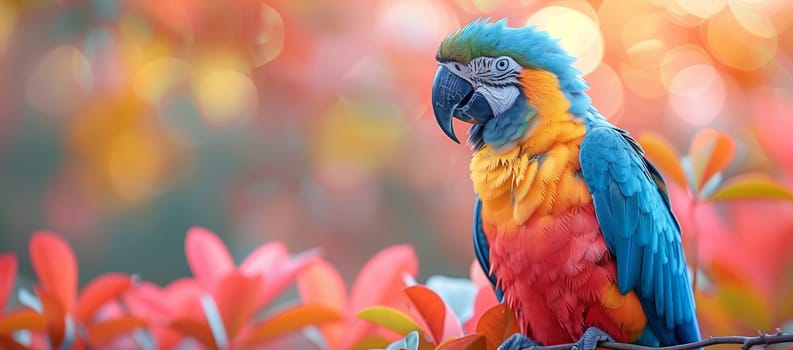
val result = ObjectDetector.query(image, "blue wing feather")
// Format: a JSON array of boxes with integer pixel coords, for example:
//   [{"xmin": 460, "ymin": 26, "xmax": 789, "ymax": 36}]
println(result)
[
  {"xmin": 473, "ymin": 197, "xmax": 504, "ymax": 301},
  {"xmin": 580, "ymin": 125, "xmax": 701, "ymax": 346}
]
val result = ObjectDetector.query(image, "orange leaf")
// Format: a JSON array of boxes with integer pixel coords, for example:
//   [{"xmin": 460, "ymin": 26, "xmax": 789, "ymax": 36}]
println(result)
[
  {"xmin": 465, "ymin": 286, "xmax": 499, "ymax": 334},
  {"xmin": 213, "ymin": 272, "xmax": 261, "ymax": 339},
  {"xmin": 689, "ymin": 129, "xmax": 735, "ymax": 191},
  {"xmin": 242, "ymin": 304, "xmax": 342, "ymax": 346},
  {"xmin": 185, "ymin": 227, "xmax": 235, "ymax": 292},
  {"xmin": 404, "ymin": 285, "xmax": 446, "ymax": 344},
  {"xmin": 74, "ymin": 273, "xmax": 135, "ymax": 323},
  {"xmin": 38, "ymin": 288, "xmax": 67, "ymax": 348},
  {"xmin": 169, "ymin": 317, "xmax": 218, "ymax": 350},
  {"xmin": 707, "ymin": 173, "xmax": 793, "ymax": 201},
  {"xmin": 638, "ymin": 133, "xmax": 687, "ymax": 189},
  {"xmin": 436, "ymin": 334, "xmax": 486, "ymax": 350},
  {"xmin": 87, "ymin": 316, "xmax": 146, "ymax": 345},
  {"xmin": 296, "ymin": 259, "xmax": 347, "ymax": 350},
  {"xmin": 0, "ymin": 254, "xmax": 16, "ymax": 310},
  {"xmin": 30, "ymin": 232, "xmax": 77, "ymax": 311},
  {"xmin": 0, "ymin": 308, "xmax": 47, "ymax": 334},
  {"xmin": 476, "ymin": 304, "xmax": 519, "ymax": 350}
]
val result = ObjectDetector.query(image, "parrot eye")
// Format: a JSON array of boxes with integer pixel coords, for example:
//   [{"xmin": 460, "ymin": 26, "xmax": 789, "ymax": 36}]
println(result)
[{"xmin": 494, "ymin": 58, "xmax": 509, "ymax": 71}]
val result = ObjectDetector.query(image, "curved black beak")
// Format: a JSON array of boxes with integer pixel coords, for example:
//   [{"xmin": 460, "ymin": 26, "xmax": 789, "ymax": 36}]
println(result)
[{"xmin": 431, "ymin": 66, "xmax": 494, "ymax": 143}]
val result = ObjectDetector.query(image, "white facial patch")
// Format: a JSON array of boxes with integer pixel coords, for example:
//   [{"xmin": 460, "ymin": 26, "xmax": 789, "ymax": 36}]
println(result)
[{"xmin": 476, "ymin": 85, "xmax": 520, "ymax": 116}]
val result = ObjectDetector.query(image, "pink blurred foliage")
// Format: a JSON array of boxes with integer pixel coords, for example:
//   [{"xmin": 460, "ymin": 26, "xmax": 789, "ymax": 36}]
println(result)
[
  {"xmin": 641, "ymin": 129, "xmax": 793, "ymax": 336},
  {"xmin": 297, "ymin": 244, "xmax": 419, "ymax": 350},
  {"xmin": 122, "ymin": 227, "xmax": 338, "ymax": 349}
]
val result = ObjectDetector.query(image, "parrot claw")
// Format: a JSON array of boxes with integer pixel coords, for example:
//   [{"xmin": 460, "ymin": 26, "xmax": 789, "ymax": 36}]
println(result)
[
  {"xmin": 498, "ymin": 333, "xmax": 542, "ymax": 350},
  {"xmin": 573, "ymin": 327, "xmax": 614, "ymax": 350}
]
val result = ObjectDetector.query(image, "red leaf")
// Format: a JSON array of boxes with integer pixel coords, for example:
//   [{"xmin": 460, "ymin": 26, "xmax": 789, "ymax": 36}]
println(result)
[
  {"xmin": 476, "ymin": 304, "xmax": 520, "ymax": 350},
  {"xmin": 404, "ymin": 285, "xmax": 446, "ymax": 344},
  {"xmin": 169, "ymin": 317, "xmax": 218, "ymax": 350},
  {"xmin": 253, "ymin": 248, "xmax": 321, "ymax": 310},
  {"xmin": 0, "ymin": 335, "xmax": 26, "ymax": 350},
  {"xmin": 436, "ymin": 334, "xmax": 486, "ymax": 350},
  {"xmin": 350, "ymin": 245, "xmax": 418, "ymax": 312},
  {"xmin": 0, "ymin": 308, "xmax": 47, "ymax": 334},
  {"xmin": 689, "ymin": 129, "xmax": 735, "ymax": 191},
  {"xmin": 241, "ymin": 304, "xmax": 342, "ymax": 346},
  {"xmin": 123, "ymin": 282, "xmax": 173, "ymax": 322},
  {"xmin": 165, "ymin": 278, "xmax": 203, "ymax": 319},
  {"xmin": 87, "ymin": 316, "xmax": 146, "ymax": 345},
  {"xmin": 74, "ymin": 273, "xmax": 135, "ymax": 323},
  {"xmin": 297, "ymin": 259, "xmax": 347, "ymax": 350},
  {"xmin": 0, "ymin": 254, "xmax": 16, "ymax": 310},
  {"xmin": 185, "ymin": 227, "xmax": 235, "ymax": 292},
  {"xmin": 239, "ymin": 242, "xmax": 288, "ymax": 276},
  {"xmin": 348, "ymin": 245, "xmax": 417, "ymax": 345},
  {"xmin": 30, "ymin": 232, "xmax": 77, "ymax": 311},
  {"xmin": 213, "ymin": 272, "xmax": 261, "ymax": 339}
]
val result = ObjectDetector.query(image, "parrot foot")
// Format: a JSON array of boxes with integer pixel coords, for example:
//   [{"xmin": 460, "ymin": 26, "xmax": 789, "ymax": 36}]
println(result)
[
  {"xmin": 573, "ymin": 327, "xmax": 614, "ymax": 350},
  {"xmin": 498, "ymin": 333, "xmax": 542, "ymax": 350}
]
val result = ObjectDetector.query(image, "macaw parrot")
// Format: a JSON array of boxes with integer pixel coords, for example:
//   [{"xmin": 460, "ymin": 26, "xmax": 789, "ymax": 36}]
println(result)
[{"xmin": 431, "ymin": 19, "xmax": 701, "ymax": 348}]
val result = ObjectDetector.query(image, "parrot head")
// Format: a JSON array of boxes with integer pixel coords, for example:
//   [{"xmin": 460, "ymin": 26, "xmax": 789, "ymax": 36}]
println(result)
[{"xmin": 431, "ymin": 18, "xmax": 586, "ymax": 146}]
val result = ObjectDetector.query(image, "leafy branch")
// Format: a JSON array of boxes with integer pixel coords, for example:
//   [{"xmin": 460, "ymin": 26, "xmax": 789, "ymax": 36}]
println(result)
[{"xmin": 515, "ymin": 331, "xmax": 793, "ymax": 350}]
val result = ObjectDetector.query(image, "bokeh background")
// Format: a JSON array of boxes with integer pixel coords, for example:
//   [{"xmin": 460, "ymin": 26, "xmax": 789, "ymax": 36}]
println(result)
[{"xmin": 2, "ymin": 0, "xmax": 793, "ymax": 339}]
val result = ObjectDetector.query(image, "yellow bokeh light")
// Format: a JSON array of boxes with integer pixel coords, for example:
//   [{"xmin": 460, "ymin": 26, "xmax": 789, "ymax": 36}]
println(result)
[
  {"xmin": 673, "ymin": 0, "xmax": 727, "ymax": 19},
  {"xmin": 527, "ymin": 5, "xmax": 604, "ymax": 75},
  {"xmin": 252, "ymin": 4, "xmax": 285, "ymax": 67},
  {"xmin": 107, "ymin": 128, "xmax": 166, "ymax": 203},
  {"xmin": 195, "ymin": 69, "xmax": 258, "ymax": 126},
  {"xmin": 133, "ymin": 57, "xmax": 190, "ymax": 104},
  {"xmin": 26, "ymin": 46, "xmax": 92, "ymax": 116},
  {"xmin": 669, "ymin": 64, "xmax": 725, "ymax": 126},
  {"xmin": 706, "ymin": 10, "xmax": 777, "ymax": 70},
  {"xmin": 0, "ymin": 1, "xmax": 16, "ymax": 57},
  {"xmin": 730, "ymin": 1, "xmax": 776, "ymax": 38}
]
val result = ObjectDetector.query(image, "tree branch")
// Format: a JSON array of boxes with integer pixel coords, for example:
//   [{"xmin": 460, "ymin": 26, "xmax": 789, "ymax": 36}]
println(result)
[{"xmin": 518, "ymin": 331, "xmax": 793, "ymax": 350}]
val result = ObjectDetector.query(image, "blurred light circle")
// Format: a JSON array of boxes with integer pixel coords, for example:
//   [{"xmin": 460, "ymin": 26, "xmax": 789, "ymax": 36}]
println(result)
[
  {"xmin": 730, "ymin": 2, "xmax": 776, "ymax": 38},
  {"xmin": 661, "ymin": 1, "xmax": 708, "ymax": 27},
  {"xmin": 0, "ymin": 1, "xmax": 15, "ymax": 56},
  {"xmin": 252, "ymin": 4, "xmax": 284, "ymax": 67},
  {"xmin": 107, "ymin": 128, "xmax": 164, "ymax": 203},
  {"xmin": 378, "ymin": 0, "xmax": 457, "ymax": 52},
  {"xmin": 673, "ymin": 0, "xmax": 726, "ymax": 19},
  {"xmin": 134, "ymin": 58, "xmax": 190, "ymax": 104},
  {"xmin": 195, "ymin": 70, "xmax": 258, "ymax": 126},
  {"xmin": 586, "ymin": 62, "xmax": 624, "ymax": 122},
  {"xmin": 527, "ymin": 5, "xmax": 604, "ymax": 75},
  {"xmin": 706, "ymin": 10, "xmax": 777, "ymax": 70},
  {"xmin": 669, "ymin": 64, "xmax": 725, "ymax": 126},
  {"xmin": 619, "ymin": 62, "xmax": 667, "ymax": 98},
  {"xmin": 626, "ymin": 39, "xmax": 667, "ymax": 68},
  {"xmin": 660, "ymin": 45, "xmax": 713, "ymax": 89},
  {"xmin": 26, "ymin": 45, "xmax": 93, "ymax": 116},
  {"xmin": 597, "ymin": 0, "xmax": 653, "ymax": 53}
]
